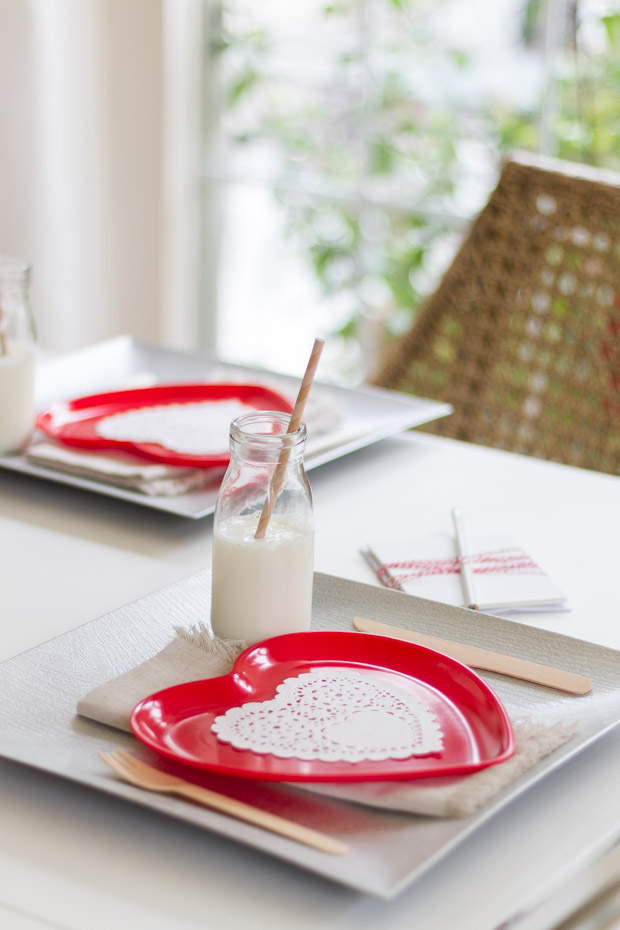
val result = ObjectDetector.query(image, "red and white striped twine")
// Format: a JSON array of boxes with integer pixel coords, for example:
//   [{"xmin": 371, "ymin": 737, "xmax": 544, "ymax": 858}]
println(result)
[{"xmin": 380, "ymin": 547, "xmax": 543, "ymax": 589}]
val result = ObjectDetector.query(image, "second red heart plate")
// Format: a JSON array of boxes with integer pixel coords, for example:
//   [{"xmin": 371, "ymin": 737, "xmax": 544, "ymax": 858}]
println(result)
[{"xmin": 36, "ymin": 382, "xmax": 293, "ymax": 468}]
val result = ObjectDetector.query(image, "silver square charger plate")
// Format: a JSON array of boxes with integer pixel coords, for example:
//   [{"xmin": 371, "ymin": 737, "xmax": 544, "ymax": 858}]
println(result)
[
  {"xmin": 2, "ymin": 571, "xmax": 620, "ymax": 899},
  {"xmin": 0, "ymin": 335, "xmax": 451, "ymax": 518}
]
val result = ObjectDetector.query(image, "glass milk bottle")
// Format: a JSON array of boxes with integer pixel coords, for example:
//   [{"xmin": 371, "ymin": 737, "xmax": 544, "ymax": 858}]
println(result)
[
  {"xmin": 211, "ymin": 411, "xmax": 314, "ymax": 644},
  {"xmin": 0, "ymin": 257, "xmax": 36, "ymax": 454}
]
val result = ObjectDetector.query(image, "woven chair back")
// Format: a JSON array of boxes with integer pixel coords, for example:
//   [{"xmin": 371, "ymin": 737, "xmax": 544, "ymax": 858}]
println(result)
[{"xmin": 373, "ymin": 154, "xmax": 620, "ymax": 475}]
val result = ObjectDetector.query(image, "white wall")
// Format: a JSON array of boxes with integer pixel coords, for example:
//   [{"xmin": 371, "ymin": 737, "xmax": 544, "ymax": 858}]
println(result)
[{"xmin": 0, "ymin": 0, "xmax": 164, "ymax": 354}]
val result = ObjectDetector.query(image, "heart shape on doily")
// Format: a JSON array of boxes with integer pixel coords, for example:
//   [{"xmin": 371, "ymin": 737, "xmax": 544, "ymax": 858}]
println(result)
[
  {"xmin": 210, "ymin": 669, "xmax": 445, "ymax": 762},
  {"xmin": 323, "ymin": 708, "xmax": 423, "ymax": 754},
  {"xmin": 131, "ymin": 631, "xmax": 514, "ymax": 782}
]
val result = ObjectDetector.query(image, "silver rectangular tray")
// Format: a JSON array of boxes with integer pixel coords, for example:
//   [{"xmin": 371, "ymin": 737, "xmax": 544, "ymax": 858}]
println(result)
[
  {"xmin": 2, "ymin": 572, "xmax": 620, "ymax": 899},
  {"xmin": 0, "ymin": 336, "xmax": 451, "ymax": 518}
]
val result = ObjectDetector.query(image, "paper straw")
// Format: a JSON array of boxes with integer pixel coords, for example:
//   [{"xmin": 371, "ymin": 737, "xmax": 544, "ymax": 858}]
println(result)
[
  {"xmin": 254, "ymin": 338, "xmax": 324, "ymax": 539},
  {"xmin": 451, "ymin": 508, "xmax": 479, "ymax": 610}
]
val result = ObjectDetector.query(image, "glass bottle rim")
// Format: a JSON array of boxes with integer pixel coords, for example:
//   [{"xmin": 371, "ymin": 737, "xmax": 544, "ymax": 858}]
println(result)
[
  {"xmin": 230, "ymin": 410, "xmax": 306, "ymax": 448},
  {"xmin": 0, "ymin": 255, "xmax": 31, "ymax": 283}
]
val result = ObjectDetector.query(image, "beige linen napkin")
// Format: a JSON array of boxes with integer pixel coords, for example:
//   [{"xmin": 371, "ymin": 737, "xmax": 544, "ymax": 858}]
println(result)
[
  {"xmin": 77, "ymin": 625, "xmax": 576, "ymax": 819},
  {"xmin": 27, "ymin": 441, "xmax": 224, "ymax": 497}
]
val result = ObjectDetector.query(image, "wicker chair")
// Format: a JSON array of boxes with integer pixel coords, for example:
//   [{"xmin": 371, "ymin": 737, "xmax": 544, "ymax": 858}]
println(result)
[{"xmin": 373, "ymin": 152, "xmax": 620, "ymax": 475}]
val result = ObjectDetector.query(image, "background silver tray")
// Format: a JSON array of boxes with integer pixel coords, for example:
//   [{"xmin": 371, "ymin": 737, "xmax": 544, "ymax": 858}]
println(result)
[
  {"xmin": 2, "ymin": 571, "xmax": 620, "ymax": 899},
  {"xmin": 0, "ymin": 335, "xmax": 451, "ymax": 518}
]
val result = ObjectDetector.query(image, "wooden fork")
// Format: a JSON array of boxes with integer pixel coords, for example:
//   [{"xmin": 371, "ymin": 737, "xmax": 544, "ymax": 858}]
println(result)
[{"xmin": 99, "ymin": 749, "xmax": 348, "ymax": 856}]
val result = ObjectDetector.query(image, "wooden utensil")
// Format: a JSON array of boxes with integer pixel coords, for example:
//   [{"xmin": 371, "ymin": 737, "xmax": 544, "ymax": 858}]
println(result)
[
  {"xmin": 100, "ymin": 749, "xmax": 348, "ymax": 855},
  {"xmin": 353, "ymin": 617, "xmax": 592, "ymax": 695}
]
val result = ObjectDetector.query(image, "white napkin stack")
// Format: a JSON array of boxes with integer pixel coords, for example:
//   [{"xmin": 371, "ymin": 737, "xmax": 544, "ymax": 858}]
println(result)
[
  {"xmin": 26, "ymin": 440, "xmax": 224, "ymax": 497},
  {"xmin": 367, "ymin": 533, "xmax": 569, "ymax": 615},
  {"xmin": 27, "ymin": 379, "xmax": 344, "ymax": 497}
]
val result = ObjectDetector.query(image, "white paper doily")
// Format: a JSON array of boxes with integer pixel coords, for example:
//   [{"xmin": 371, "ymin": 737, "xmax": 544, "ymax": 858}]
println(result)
[
  {"xmin": 211, "ymin": 669, "xmax": 444, "ymax": 762},
  {"xmin": 96, "ymin": 400, "xmax": 252, "ymax": 454}
]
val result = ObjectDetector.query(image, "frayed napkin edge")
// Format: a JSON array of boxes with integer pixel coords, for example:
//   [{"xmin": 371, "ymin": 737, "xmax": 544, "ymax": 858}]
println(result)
[
  {"xmin": 76, "ymin": 625, "xmax": 247, "ymax": 732},
  {"xmin": 173, "ymin": 623, "xmax": 247, "ymax": 660}
]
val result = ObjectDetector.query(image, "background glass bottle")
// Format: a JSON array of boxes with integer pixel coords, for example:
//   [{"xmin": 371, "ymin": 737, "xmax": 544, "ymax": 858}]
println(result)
[{"xmin": 0, "ymin": 256, "xmax": 36, "ymax": 454}]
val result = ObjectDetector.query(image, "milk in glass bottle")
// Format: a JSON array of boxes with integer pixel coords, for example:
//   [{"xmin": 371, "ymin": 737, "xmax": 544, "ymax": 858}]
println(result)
[{"xmin": 210, "ymin": 411, "xmax": 314, "ymax": 644}]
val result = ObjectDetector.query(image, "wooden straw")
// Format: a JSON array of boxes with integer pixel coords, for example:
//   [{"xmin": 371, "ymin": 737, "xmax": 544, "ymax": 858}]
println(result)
[{"xmin": 254, "ymin": 337, "xmax": 325, "ymax": 539}]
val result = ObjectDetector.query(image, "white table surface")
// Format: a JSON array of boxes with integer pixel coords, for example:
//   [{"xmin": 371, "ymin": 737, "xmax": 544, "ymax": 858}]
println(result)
[{"xmin": 1, "ymin": 431, "xmax": 619, "ymax": 930}]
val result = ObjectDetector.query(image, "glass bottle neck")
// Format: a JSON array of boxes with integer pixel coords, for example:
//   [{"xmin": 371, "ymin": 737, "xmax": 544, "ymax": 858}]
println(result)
[
  {"xmin": 229, "ymin": 411, "xmax": 306, "ymax": 466},
  {"xmin": 0, "ymin": 256, "xmax": 34, "ymax": 347}
]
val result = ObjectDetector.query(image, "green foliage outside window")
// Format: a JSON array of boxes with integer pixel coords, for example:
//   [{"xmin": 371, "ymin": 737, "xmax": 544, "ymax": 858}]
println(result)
[{"xmin": 209, "ymin": 0, "xmax": 620, "ymax": 375}]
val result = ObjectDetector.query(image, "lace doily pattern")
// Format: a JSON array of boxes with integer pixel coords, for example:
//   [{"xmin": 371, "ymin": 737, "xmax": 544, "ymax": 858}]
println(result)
[
  {"xmin": 96, "ymin": 400, "xmax": 252, "ymax": 454},
  {"xmin": 211, "ymin": 669, "xmax": 444, "ymax": 763}
]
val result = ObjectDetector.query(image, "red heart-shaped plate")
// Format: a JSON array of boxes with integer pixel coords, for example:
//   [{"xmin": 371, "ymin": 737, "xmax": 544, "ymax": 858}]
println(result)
[{"xmin": 130, "ymin": 631, "xmax": 515, "ymax": 782}]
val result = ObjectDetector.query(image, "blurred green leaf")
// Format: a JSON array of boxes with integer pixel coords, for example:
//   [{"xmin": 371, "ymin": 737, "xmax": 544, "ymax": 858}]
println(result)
[
  {"xmin": 602, "ymin": 14, "xmax": 620, "ymax": 50},
  {"xmin": 227, "ymin": 69, "xmax": 259, "ymax": 105}
]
